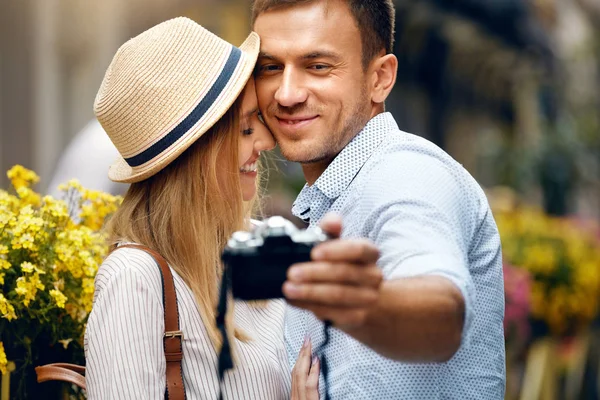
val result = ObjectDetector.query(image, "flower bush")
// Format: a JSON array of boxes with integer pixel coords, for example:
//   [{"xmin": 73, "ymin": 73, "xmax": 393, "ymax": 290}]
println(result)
[
  {"xmin": 495, "ymin": 205, "xmax": 600, "ymax": 337},
  {"xmin": 503, "ymin": 263, "xmax": 532, "ymax": 344},
  {"xmin": 0, "ymin": 165, "xmax": 121, "ymax": 398}
]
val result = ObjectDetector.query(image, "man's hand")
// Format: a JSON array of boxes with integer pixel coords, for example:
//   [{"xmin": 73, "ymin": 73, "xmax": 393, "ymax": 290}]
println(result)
[
  {"xmin": 283, "ymin": 214, "xmax": 465, "ymax": 362},
  {"xmin": 283, "ymin": 214, "xmax": 383, "ymax": 329}
]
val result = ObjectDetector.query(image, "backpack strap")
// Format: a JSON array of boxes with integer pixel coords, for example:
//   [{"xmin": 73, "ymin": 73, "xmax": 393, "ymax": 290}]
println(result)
[
  {"xmin": 118, "ymin": 244, "xmax": 186, "ymax": 400},
  {"xmin": 35, "ymin": 363, "xmax": 86, "ymax": 390},
  {"xmin": 35, "ymin": 244, "xmax": 186, "ymax": 400}
]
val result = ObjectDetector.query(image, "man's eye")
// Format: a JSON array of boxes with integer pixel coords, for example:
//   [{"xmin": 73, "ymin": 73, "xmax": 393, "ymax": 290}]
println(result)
[
  {"xmin": 310, "ymin": 64, "xmax": 330, "ymax": 70},
  {"xmin": 257, "ymin": 112, "xmax": 265, "ymax": 124}
]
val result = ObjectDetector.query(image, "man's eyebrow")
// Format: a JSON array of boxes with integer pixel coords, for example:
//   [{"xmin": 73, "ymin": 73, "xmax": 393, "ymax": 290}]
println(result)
[
  {"xmin": 258, "ymin": 52, "xmax": 279, "ymax": 61},
  {"xmin": 301, "ymin": 51, "xmax": 342, "ymax": 62},
  {"xmin": 258, "ymin": 51, "xmax": 342, "ymax": 62}
]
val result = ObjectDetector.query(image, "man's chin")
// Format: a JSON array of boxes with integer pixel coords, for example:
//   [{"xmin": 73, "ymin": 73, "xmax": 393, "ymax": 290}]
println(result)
[{"xmin": 279, "ymin": 147, "xmax": 329, "ymax": 165}]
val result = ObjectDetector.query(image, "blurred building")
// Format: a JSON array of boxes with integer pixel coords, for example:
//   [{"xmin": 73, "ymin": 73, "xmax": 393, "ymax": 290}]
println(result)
[
  {"xmin": 0, "ymin": 0, "xmax": 598, "ymax": 219},
  {"xmin": 0, "ymin": 0, "xmax": 251, "ymax": 192},
  {"xmin": 387, "ymin": 0, "xmax": 599, "ymax": 219}
]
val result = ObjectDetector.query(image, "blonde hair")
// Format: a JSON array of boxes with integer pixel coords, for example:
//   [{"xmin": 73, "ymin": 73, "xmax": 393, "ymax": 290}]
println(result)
[{"xmin": 106, "ymin": 98, "xmax": 257, "ymax": 348}]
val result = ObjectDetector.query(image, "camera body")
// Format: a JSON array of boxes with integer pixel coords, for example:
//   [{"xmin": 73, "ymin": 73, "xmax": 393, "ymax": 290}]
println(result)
[{"xmin": 222, "ymin": 216, "xmax": 328, "ymax": 300}]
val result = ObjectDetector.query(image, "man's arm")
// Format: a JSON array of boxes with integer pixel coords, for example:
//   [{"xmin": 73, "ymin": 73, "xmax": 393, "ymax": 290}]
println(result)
[
  {"xmin": 284, "ymin": 215, "xmax": 466, "ymax": 363},
  {"xmin": 345, "ymin": 276, "xmax": 464, "ymax": 362}
]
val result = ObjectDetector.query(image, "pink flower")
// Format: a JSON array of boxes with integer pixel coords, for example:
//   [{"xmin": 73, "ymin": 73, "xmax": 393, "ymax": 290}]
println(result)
[{"xmin": 503, "ymin": 263, "xmax": 531, "ymax": 342}]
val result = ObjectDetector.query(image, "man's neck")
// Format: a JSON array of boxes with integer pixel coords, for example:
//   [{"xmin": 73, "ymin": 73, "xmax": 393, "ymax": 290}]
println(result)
[
  {"xmin": 301, "ymin": 108, "xmax": 385, "ymax": 186},
  {"xmin": 302, "ymin": 158, "xmax": 333, "ymax": 186}
]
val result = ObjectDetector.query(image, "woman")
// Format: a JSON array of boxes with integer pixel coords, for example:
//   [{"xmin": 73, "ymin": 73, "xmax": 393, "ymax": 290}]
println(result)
[{"xmin": 84, "ymin": 17, "xmax": 319, "ymax": 399}]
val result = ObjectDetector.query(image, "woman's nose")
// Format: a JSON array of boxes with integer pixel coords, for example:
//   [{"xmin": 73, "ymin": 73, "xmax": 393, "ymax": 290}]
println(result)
[{"xmin": 255, "ymin": 126, "xmax": 276, "ymax": 152}]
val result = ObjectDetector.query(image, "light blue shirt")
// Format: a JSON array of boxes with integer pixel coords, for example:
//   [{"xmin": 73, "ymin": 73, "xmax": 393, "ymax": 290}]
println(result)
[{"xmin": 286, "ymin": 112, "xmax": 505, "ymax": 399}]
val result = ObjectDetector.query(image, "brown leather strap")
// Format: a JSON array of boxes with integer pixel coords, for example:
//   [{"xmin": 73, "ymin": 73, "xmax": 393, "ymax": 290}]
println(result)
[
  {"xmin": 35, "ymin": 363, "xmax": 86, "ymax": 390},
  {"xmin": 35, "ymin": 245, "xmax": 186, "ymax": 399},
  {"xmin": 118, "ymin": 244, "xmax": 186, "ymax": 400}
]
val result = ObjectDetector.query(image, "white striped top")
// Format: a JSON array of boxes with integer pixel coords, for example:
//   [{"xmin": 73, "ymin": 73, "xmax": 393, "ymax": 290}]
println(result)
[{"xmin": 84, "ymin": 246, "xmax": 291, "ymax": 399}]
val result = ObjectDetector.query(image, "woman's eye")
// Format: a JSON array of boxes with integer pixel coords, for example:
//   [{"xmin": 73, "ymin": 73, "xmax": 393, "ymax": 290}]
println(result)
[{"xmin": 242, "ymin": 128, "xmax": 254, "ymax": 136}]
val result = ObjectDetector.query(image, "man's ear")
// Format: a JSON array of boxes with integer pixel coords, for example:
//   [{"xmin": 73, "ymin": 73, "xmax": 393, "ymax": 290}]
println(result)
[{"xmin": 370, "ymin": 53, "xmax": 398, "ymax": 104}]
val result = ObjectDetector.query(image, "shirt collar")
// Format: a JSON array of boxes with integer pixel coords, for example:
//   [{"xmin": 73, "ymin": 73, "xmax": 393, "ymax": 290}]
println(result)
[
  {"xmin": 315, "ymin": 112, "xmax": 396, "ymax": 198},
  {"xmin": 292, "ymin": 112, "xmax": 397, "ymax": 216}
]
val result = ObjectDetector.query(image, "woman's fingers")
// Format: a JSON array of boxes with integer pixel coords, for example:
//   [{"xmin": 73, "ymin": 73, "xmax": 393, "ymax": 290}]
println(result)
[
  {"xmin": 292, "ymin": 336, "xmax": 321, "ymax": 400},
  {"xmin": 306, "ymin": 356, "xmax": 320, "ymax": 400},
  {"xmin": 294, "ymin": 337, "xmax": 312, "ymax": 378},
  {"xmin": 291, "ymin": 336, "xmax": 312, "ymax": 400}
]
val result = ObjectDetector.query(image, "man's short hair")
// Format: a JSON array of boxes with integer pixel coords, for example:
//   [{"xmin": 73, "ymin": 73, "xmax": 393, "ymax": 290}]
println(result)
[{"xmin": 251, "ymin": 0, "xmax": 395, "ymax": 69}]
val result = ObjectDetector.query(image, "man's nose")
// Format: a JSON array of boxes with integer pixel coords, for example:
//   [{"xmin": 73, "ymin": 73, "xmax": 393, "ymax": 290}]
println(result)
[{"xmin": 274, "ymin": 68, "xmax": 308, "ymax": 108}]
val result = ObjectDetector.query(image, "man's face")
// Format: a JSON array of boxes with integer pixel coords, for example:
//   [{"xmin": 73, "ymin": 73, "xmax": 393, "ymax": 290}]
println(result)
[{"xmin": 254, "ymin": 0, "xmax": 372, "ymax": 165}]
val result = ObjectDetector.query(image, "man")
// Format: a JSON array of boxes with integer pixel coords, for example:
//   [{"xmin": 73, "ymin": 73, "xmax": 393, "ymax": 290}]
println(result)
[{"xmin": 252, "ymin": 0, "xmax": 505, "ymax": 398}]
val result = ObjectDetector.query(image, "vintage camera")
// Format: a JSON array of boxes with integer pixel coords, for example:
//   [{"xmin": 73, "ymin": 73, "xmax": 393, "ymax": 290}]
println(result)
[{"xmin": 222, "ymin": 216, "xmax": 328, "ymax": 300}]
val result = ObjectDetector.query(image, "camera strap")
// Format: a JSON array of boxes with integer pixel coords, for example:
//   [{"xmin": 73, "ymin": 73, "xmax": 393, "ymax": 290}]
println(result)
[
  {"xmin": 313, "ymin": 321, "xmax": 332, "ymax": 400},
  {"xmin": 215, "ymin": 264, "xmax": 332, "ymax": 400},
  {"xmin": 216, "ymin": 264, "xmax": 233, "ymax": 400}
]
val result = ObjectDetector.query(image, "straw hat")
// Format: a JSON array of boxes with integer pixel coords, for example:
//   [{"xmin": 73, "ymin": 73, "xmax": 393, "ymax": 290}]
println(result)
[{"xmin": 94, "ymin": 17, "xmax": 260, "ymax": 183}]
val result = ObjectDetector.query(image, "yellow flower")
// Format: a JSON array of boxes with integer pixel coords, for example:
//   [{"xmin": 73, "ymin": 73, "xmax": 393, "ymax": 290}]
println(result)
[
  {"xmin": 521, "ymin": 243, "xmax": 557, "ymax": 274},
  {"xmin": 81, "ymin": 278, "xmax": 96, "ymax": 313},
  {"xmin": 0, "ymin": 259, "xmax": 10, "ymax": 270},
  {"xmin": 82, "ymin": 278, "xmax": 95, "ymax": 294},
  {"xmin": 79, "ymin": 189, "xmax": 122, "ymax": 230},
  {"xmin": 58, "ymin": 179, "xmax": 83, "ymax": 192},
  {"xmin": 7, "ymin": 165, "xmax": 39, "ymax": 190},
  {"xmin": 40, "ymin": 196, "xmax": 70, "ymax": 223},
  {"xmin": 0, "ymin": 191, "xmax": 20, "ymax": 215},
  {"xmin": 49, "ymin": 289, "xmax": 67, "ymax": 308},
  {"xmin": 0, "ymin": 341, "xmax": 7, "ymax": 375},
  {"xmin": 0, "ymin": 212, "xmax": 13, "ymax": 231},
  {"xmin": 15, "ymin": 273, "xmax": 45, "ymax": 307},
  {"xmin": 15, "ymin": 279, "xmax": 29, "ymax": 296},
  {"xmin": 20, "ymin": 261, "xmax": 45, "ymax": 275},
  {"xmin": 12, "ymin": 233, "xmax": 36, "ymax": 251},
  {"xmin": 20, "ymin": 261, "xmax": 34, "ymax": 273},
  {"xmin": 529, "ymin": 282, "xmax": 547, "ymax": 319},
  {"xmin": 0, "ymin": 165, "xmax": 122, "ymax": 379},
  {"xmin": 53, "ymin": 278, "xmax": 65, "ymax": 291},
  {"xmin": 9, "ymin": 208, "xmax": 46, "ymax": 252},
  {"xmin": 0, "ymin": 294, "xmax": 16, "ymax": 321},
  {"xmin": 16, "ymin": 186, "xmax": 41, "ymax": 207}
]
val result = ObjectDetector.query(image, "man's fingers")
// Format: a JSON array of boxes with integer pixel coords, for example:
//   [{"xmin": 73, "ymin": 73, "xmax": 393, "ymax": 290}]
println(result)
[
  {"xmin": 283, "ymin": 282, "xmax": 378, "ymax": 307},
  {"xmin": 288, "ymin": 262, "xmax": 383, "ymax": 288},
  {"xmin": 318, "ymin": 213, "xmax": 343, "ymax": 238},
  {"xmin": 311, "ymin": 238, "xmax": 379, "ymax": 264},
  {"xmin": 288, "ymin": 301, "xmax": 370, "ymax": 328}
]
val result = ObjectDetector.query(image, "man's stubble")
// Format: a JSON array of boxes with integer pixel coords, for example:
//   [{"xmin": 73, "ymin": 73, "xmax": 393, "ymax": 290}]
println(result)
[{"xmin": 270, "ymin": 85, "xmax": 371, "ymax": 165}]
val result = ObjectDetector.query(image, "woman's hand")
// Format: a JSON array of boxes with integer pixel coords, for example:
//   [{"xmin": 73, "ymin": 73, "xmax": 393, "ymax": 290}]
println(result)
[{"xmin": 291, "ymin": 337, "xmax": 320, "ymax": 400}]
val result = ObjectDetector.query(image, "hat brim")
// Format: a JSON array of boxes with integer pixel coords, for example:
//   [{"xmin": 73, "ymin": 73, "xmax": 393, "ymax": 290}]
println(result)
[{"xmin": 108, "ymin": 31, "xmax": 260, "ymax": 183}]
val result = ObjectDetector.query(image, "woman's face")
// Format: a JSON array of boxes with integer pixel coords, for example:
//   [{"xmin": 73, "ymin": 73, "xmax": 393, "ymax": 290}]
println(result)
[{"xmin": 238, "ymin": 79, "xmax": 275, "ymax": 201}]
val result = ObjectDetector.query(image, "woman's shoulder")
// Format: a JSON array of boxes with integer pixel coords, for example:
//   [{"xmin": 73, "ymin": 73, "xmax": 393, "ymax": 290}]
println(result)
[
  {"xmin": 239, "ymin": 299, "xmax": 286, "ymax": 325},
  {"xmin": 95, "ymin": 244, "xmax": 164, "ymax": 295}
]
